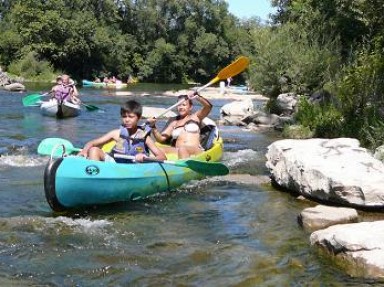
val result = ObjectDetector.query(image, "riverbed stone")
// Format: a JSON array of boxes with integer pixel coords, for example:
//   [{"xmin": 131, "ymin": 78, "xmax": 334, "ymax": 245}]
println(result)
[
  {"xmin": 3, "ymin": 82, "xmax": 25, "ymax": 91},
  {"xmin": 298, "ymin": 205, "xmax": 358, "ymax": 231},
  {"xmin": 242, "ymin": 111, "xmax": 280, "ymax": 127},
  {"xmin": 310, "ymin": 220, "xmax": 384, "ymax": 278},
  {"xmin": 266, "ymin": 138, "xmax": 384, "ymax": 208},
  {"xmin": 0, "ymin": 71, "xmax": 11, "ymax": 86},
  {"xmin": 276, "ymin": 93, "xmax": 302, "ymax": 116},
  {"xmin": 220, "ymin": 98, "xmax": 254, "ymax": 118}
]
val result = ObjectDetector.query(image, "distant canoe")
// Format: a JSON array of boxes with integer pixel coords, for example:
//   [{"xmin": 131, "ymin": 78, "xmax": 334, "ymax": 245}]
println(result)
[
  {"xmin": 82, "ymin": 79, "xmax": 128, "ymax": 89},
  {"xmin": 40, "ymin": 99, "xmax": 81, "ymax": 118},
  {"xmin": 227, "ymin": 85, "xmax": 249, "ymax": 94}
]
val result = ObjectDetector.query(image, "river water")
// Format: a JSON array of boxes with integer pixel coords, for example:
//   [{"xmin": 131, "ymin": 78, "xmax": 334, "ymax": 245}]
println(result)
[{"xmin": 0, "ymin": 85, "xmax": 374, "ymax": 286}]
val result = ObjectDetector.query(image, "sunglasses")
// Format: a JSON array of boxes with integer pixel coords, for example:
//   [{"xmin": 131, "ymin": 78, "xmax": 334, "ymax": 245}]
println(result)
[{"xmin": 177, "ymin": 95, "xmax": 189, "ymax": 101}]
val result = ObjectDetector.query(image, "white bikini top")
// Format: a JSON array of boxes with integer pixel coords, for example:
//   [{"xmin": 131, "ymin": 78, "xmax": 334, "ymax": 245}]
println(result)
[{"xmin": 171, "ymin": 119, "xmax": 200, "ymax": 141}]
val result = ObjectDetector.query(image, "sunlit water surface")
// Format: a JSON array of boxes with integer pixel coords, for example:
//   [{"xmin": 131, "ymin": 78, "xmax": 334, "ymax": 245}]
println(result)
[{"xmin": 0, "ymin": 85, "xmax": 374, "ymax": 286}]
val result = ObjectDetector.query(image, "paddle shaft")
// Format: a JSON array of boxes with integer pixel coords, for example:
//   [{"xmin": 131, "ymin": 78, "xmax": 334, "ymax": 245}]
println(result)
[
  {"xmin": 114, "ymin": 154, "xmax": 178, "ymax": 165},
  {"xmin": 113, "ymin": 154, "xmax": 229, "ymax": 176},
  {"xmin": 155, "ymin": 56, "xmax": 249, "ymax": 118},
  {"xmin": 81, "ymin": 102, "xmax": 101, "ymax": 111}
]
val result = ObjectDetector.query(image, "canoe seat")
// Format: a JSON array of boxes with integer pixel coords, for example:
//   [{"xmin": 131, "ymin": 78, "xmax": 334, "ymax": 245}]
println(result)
[{"xmin": 200, "ymin": 117, "xmax": 219, "ymax": 150}]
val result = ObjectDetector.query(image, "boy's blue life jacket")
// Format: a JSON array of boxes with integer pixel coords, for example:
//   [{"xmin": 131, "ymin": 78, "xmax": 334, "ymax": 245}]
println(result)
[{"xmin": 111, "ymin": 125, "xmax": 150, "ymax": 162}]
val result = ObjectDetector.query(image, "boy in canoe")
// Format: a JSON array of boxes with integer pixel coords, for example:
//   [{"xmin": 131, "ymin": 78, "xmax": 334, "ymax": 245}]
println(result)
[{"xmin": 78, "ymin": 100, "xmax": 167, "ymax": 162}]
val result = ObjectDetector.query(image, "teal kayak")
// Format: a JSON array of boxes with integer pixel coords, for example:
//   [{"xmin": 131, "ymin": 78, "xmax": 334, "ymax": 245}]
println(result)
[
  {"xmin": 82, "ymin": 79, "xmax": 128, "ymax": 88},
  {"xmin": 43, "ymin": 138, "xmax": 225, "ymax": 211}
]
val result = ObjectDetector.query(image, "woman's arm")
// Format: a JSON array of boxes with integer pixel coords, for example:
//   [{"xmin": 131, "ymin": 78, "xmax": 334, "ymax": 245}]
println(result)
[
  {"xmin": 147, "ymin": 117, "xmax": 174, "ymax": 143},
  {"xmin": 193, "ymin": 93, "xmax": 212, "ymax": 121},
  {"xmin": 144, "ymin": 137, "xmax": 167, "ymax": 161}
]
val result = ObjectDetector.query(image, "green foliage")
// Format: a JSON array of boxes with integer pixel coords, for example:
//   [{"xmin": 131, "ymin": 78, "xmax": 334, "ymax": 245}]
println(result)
[
  {"xmin": 282, "ymin": 124, "xmax": 314, "ymax": 139},
  {"xmin": 271, "ymin": 0, "xmax": 368, "ymax": 58},
  {"xmin": 0, "ymin": 0, "xmax": 240, "ymax": 83},
  {"xmin": 363, "ymin": 120, "xmax": 384, "ymax": 151},
  {"xmin": 327, "ymin": 45, "xmax": 384, "ymax": 148},
  {"xmin": 247, "ymin": 23, "xmax": 340, "ymax": 98},
  {"xmin": 295, "ymin": 97, "xmax": 343, "ymax": 138},
  {"xmin": 7, "ymin": 51, "xmax": 56, "ymax": 81}
]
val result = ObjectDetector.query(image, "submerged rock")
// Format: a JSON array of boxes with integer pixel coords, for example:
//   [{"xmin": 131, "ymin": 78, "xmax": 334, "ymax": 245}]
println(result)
[{"xmin": 298, "ymin": 205, "xmax": 358, "ymax": 231}]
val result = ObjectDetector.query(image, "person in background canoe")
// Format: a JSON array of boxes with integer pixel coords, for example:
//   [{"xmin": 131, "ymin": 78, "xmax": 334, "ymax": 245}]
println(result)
[
  {"xmin": 51, "ymin": 74, "xmax": 80, "ymax": 104},
  {"xmin": 147, "ymin": 91, "xmax": 212, "ymax": 159},
  {"xmin": 78, "ymin": 100, "xmax": 167, "ymax": 163},
  {"xmin": 51, "ymin": 75, "xmax": 63, "ymax": 92},
  {"xmin": 127, "ymin": 74, "xmax": 134, "ymax": 84},
  {"xmin": 226, "ymin": 77, "xmax": 232, "ymax": 87}
]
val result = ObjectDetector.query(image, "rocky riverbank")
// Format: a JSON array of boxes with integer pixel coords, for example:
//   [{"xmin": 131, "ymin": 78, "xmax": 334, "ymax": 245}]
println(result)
[
  {"xmin": 266, "ymin": 138, "xmax": 384, "ymax": 280},
  {"xmin": 0, "ymin": 69, "xmax": 25, "ymax": 91},
  {"xmin": 115, "ymin": 86, "xmax": 269, "ymax": 101},
  {"xmin": 204, "ymin": 91, "xmax": 384, "ymax": 280}
]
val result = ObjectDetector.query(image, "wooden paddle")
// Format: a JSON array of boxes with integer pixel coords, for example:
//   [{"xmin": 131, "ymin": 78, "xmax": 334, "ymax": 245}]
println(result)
[
  {"xmin": 114, "ymin": 154, "xmax": 229, "ymax": 176},
  {"xmin": 37, "ymin": 138, "xmax": 229, "ymax": 176},
  {"xmin": 156, "ymin": 56, "xmax": 250, "ymax": 118}
]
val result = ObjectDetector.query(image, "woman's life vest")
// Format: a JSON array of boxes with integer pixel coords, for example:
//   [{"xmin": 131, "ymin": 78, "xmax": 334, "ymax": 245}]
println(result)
[
  {"xmin": 54, "ymin": 85, "xmax": 72, "ymax": 102},
  {"xmin": 111, "ymin": 125, "xmax": 150, "ymax": 162}
]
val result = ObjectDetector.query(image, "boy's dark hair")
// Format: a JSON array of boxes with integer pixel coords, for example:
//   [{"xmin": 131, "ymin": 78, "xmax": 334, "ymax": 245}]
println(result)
[{"xmin": 120, "ymin": 100, "xmax": 142, "ymax": 117}]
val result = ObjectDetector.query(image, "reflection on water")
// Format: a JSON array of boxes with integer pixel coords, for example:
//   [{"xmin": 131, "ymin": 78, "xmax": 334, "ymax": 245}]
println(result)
[{"xmin": 0, "ymin": 87, "xmax": 374, "ymax": 285}]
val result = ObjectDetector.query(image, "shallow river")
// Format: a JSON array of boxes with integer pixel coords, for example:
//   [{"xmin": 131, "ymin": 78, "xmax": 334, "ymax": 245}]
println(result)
[{"xmin": 0, "ymin": 85, "xmax": 374, "ymax": 286}]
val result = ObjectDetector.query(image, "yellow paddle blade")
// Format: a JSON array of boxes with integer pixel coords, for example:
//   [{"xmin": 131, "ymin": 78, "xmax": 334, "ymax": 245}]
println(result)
[{"xmin": 217, "ymin": 56, "xmax": 250, "ymax": 81}]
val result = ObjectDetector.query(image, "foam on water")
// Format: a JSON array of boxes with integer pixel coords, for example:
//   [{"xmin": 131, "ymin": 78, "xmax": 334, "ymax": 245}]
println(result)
[
  {"xmin": 0, "ymin": 215, "xmax": 112, "ymax": 234},
  {"xmin": 0, "ymin": 154, "xmax": 47, "ymax": 167},
  {"xmin": 44, "ymin": 216, "xmax": 112, "ymax": 233},
  {"xmin": 223, "ymin": 149, "xmax": 260, "ymax": 167}
]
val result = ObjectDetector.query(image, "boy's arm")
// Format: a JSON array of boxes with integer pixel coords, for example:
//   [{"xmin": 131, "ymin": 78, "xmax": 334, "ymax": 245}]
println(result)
[{"xmin": 78, "ymin": 129, "xmax": 119, "ymax": 157}]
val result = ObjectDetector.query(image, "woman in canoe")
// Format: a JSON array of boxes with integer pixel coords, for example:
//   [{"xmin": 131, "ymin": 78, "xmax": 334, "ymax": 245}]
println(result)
[
  {"xmin": 147, "ymin": 91, "xmax": 212, "ymax": 159},
  {"xmin": 51, "ymin": 74, "xmax": 80, "ymax": 104},
  {"xmin": 78, "ymin": 100, "xmax": 166, "ymax": 163}
]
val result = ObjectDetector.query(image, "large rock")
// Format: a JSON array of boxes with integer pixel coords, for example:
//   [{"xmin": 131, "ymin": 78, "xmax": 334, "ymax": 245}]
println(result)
[
  {"xmin": 220, "ymin": 98, "xmax": 254, "ymax": 118},
  {"xmin": 0, "ymin": 71, "xmax": 11, "ymax": 86},
  {"xmin": 310, "ymin": 221, "xmax": 384, "ymax": 278},
  {"xmin": 276, "ymin": 93, "xmax": 302, "ymax": 115},
  {"xmin": 3, "ymin": 82, "xmax": 25, "ymax": 91},
  {"xmin": 266, "ymin": 138, "xmax": 384, "ymax": 208},
  {"xmin": 242, "ymin": 111, "xmax": 280, "ymax": 127}
]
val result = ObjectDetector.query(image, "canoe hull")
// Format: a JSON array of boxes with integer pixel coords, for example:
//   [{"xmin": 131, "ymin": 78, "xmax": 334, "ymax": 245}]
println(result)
[
  {"xmin": 44, "ymin": 138, "xmax": 224, "ymax": 211},
  {"xmin": 40, "ymin": 100, "xmax": 81, "ymax": 118}
]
